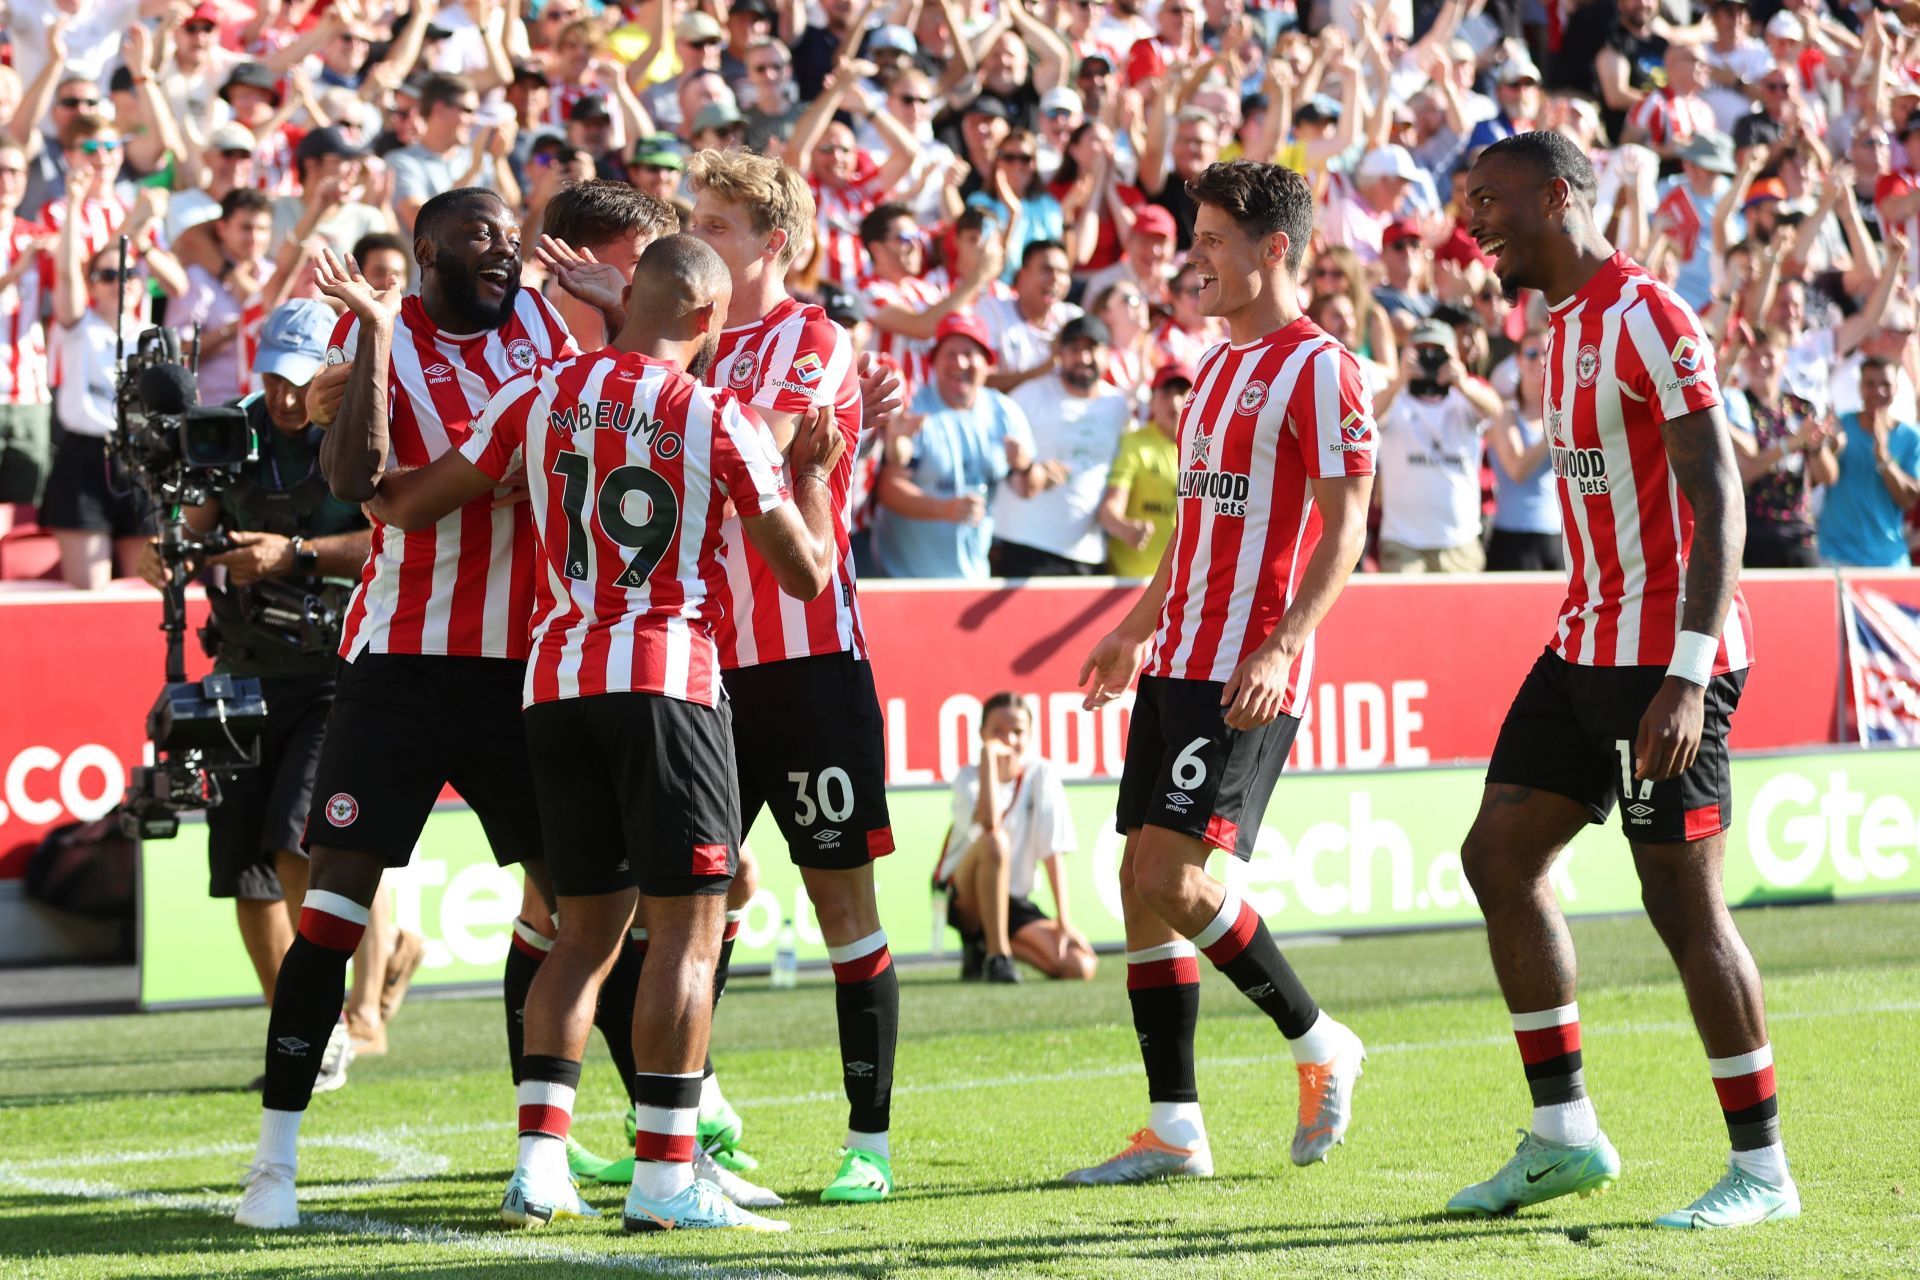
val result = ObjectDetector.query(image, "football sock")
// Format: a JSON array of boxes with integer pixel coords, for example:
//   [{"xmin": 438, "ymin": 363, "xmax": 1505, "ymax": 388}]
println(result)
[
  {"xmin": 256, "ymin": 1107, "xmax": 302, "ymax": 1171},
  {"xmin": 261, "ymin": 890, "xmax": 367, "ymax": 1115},
  {"xmin": 1193, "ymin": 888, "xmax": 1319, "ymax": 1039},
  {"xmin": 516, "ymin": 1055, "xmax": 580, "ymax": 1181},
  {"xmin": 846, "ymin": 1128, "xmax": 890, "ymax": 1159},
  {"xmin": 1512, "ymin": 1003, "xmax": 1599, "ymax": 1145},
  {"xmin": 631, "ymin": 1071, "xmax": 702, "ymax": 1200},
  {"xmin": 828, "ymin": 929, "xmax": 898, "ymax": 1136},
  {"xmin": 1127, "ymin": 941, "xmax": 1201, "ymax": 1145},
  {"xmin": 504, "ymin": 919, "xmax": 552, "ymax": 1085},
  {"xmin": 593, "ymin": 934, "xmax": 645, "ymax": 1103},
  {"xmin": 1284, "ymin": 1009, "xmax": 1347, "ymax": 1066},
  {"xmin": 1711, "ymin": 1044, "xmax": 1787, "ymax": 1182}
]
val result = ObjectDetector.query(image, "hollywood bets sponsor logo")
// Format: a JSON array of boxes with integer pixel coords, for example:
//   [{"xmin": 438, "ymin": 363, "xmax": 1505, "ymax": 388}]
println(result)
[
  {"xmin": 1545, "ymin": 402, "xmax": 1609, "ymax": 494},
  {"xmin": 728, "ymin": 348, "xmax": 759, "ymax": 391},
  {"xmin": 1178, "ymin": 466, "xmax": 1251, "ymax": 516}
]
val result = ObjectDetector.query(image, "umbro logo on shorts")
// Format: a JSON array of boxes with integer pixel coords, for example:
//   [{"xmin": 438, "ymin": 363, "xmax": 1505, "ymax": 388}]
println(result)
[
  {"xmin": 813, "ymin": 828, "xmax": 843, "ymax": 847},
  {"xmin": 274, "ymin": 1036, "xmax": 310, "ymax": 1056},
  {"xmin": 1627, "ymin": 804, "xmax": 1655, "ymax": 822},
  {"xmin": 1165, "ymin": 791, "xmax": 1193, "ymax": 812},
  {"xmin": 844, "ymin": 1060, "xmax": 875, "ymax": 1077}
]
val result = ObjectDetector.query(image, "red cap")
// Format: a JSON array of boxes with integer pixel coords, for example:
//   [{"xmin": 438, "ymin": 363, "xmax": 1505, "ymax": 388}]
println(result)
[
  {"xmin": 1152, "ymin": 363, "xmax": 1195, "ymax": 390},
  {"xmin": 1133, "ymin": 205, "xmax": 1177, "ymax": 239},
  {"xmin": 186, "ymin": 2, "xmax": 222, "ymax": 23},
  {"xmin": 933, "ymin": 312, "xmax": 996, "ymax": 364},
  {"xmin": 1744, "ymin": 177, "xmax": 1787, "ymax": 206},
  {"xmin": 1382, "ymin": 219, "xmax": 1421, "ymax": 247}
]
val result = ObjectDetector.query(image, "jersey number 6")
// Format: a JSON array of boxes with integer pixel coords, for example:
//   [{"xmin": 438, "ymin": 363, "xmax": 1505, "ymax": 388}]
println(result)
[{"xmin": 549, "ymin": 453, "xmax": 680, "ymax": 588}]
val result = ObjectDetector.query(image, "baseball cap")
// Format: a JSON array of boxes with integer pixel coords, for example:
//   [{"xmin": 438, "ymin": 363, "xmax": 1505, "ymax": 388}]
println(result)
[
  {"xmin": 1382, "ymin": 219, "xmax": 1422, "ymax": 248},
  {"xmin": 1152, "ymin": 364, "xmax": 1195, "ymax": 391},
  {"xmin": 675, "ymin": 11, "xmax": 725, "ymax": 43},
  {"xmin": 512, "ymin": 60, "xmax": 551, "ymax": 87},
  {"xmin": 1744, "ymin": 177, "xmax": 1787, "ymax": 207},
  {"xmin": 294, "ymin": 125, "xmax": 370, "ymax": 165},
  {"xmin": 568, "ymin": 93, "xmax": 612, "ymax": 123},
  {"xmin": 1677, "ymin": 130, "xmax": 1737, "ymax": 176},
  {"xmin": 1058, "ymin": 314, "xmax": 1112, "ymax": 348},
  {"xmin": 731, "ymin": 0, "xmax": 776, "ymax": 18},
  {"xmin": 933, "ymin": 312, "xmax": 996, "ymax": 364},
  {"xmin": 867, "ymin": 24, "xmax": 917, "ymax": 56},
  {"xmin": 1133, "ymin": 206, "xmax": 1178, "ymax": 239},
  {"xmin": 1296, "ymin": 93, "xmax": 1342, "ymax": 124},
  {"xmin": 208, "ymin": 122, "xmax": 256, "ymax": 153},
  {"xmin": 1040, "ymin": 86, "xmax": 1083, "ymax": 117},
  {"xmin": 631, "ymin": 135, "xmax": 686, "ymax": 169},
  {"xmin": 184, "ymin": 2, "xmax": 221, "ymax": 25},
  {"xmin": 253, "ymin": 299, "xmax": 336, "ymax": 387},
  {"xmin": 1765, "ymin": 11, "xmax": 1803, "ymax": 40},
  {"xmin": 1358, "ymin": 144, "xmax": 1423, "ymax": 182},
  {"xmin": 1078, "ymin": 45, "xmax": 1115, "ymax": 71},
  {"xmin": 691, "ymin": 101, "xmax": 745, "ymax": 134},
  {"xmin": 1409, "ymin": 319, "xmax": 1459, "ymax": 355},
  {"xmin": 221, "ymin": 62, "xmax": 282, "ymax": 104},
  {"xmin": 1496, "ymin": 57, "xmax": 1542, "ymax": 86},
  {"xmin": 962, "ymin": 97, "xmax": 1012, "ymax": 122}
]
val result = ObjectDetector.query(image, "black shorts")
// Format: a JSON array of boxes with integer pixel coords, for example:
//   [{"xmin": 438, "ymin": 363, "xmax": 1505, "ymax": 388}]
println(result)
[
  {"xmin": 1486, "ymin": 649, "xmax": 1746, "ymax": 844},
  {"xmin": 1486, "ymin": 528, "xmax": 1565, "ymax": 572},
  {"xmin": 524, "ymin": 692, "xmax": 739, "ymax": 898},
  {"xmin": 1115, "ymin": 673, "xmax": 1301, "ymax": 859},
  {"xmin": 39, "ymin": 429, "xmax": 152, "ymax": 537},
  {"xmin": 207, "ymin": 671, "xmax": 334, "ymax": 899},
  {"xmin": 305, "ymin": 653, "xmax": 542, "ymax": 867},
  {"xmin": 947, "ymin": 891, "xmax": 1051, "ymax": 938},
  {"xmin": 989, "ymin": 539, "xmax": 1101, "ymax": 577},
  {"xmin": 726, "ymin": 651, "xmax": 894, "ymax": 870}
]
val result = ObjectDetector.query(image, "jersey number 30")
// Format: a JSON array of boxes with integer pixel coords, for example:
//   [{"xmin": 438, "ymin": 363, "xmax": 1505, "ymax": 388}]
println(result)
[{"xmin": 549, "ymin": 453, "xmax": 679, "ymax": 588}]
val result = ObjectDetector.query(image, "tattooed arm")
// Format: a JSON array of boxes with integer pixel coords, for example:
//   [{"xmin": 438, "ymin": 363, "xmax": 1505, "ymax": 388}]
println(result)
[{"xmin": 1635, "ymin": 404, "xmax": 1746, "ymax": 784}]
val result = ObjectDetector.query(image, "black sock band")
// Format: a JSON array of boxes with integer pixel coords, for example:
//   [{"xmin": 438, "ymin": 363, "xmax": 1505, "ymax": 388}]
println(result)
[
  {"xmin": 503, "ymin": 923, "xmax": 548, "ymax": 1086},
  {"xmin": 1197, "ymin": 901, "xmax": 1319, "ymax": 1039}
]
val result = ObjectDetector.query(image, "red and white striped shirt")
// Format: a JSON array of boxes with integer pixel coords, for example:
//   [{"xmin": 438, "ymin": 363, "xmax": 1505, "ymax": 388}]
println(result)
[
  {"xmin": 1541, "ymin": 252, "xmax": 1752, "ymax": 671},
  {"xmin": 461, "ymin": 349, "xmax": 790, "ymax": 707},
  {"xmin": 1148, "ymin": 317, "xmax": 1377, "ymax": 708},
  {"xmin": 333, "ymin": 289, "xmax": 578, "ymax": 662},
  {"xmin": 39, "ymin": 197, "xmax": 128, "ymax": 264},
  {"xmin": 809, "ymin": 170, "xmax": 887, "ymax": 289},
  {"xmin": 1151, "ymin": 317, "xmax": 1217, "ymax": 375},
  {"xmin": 706, "ymin": 296, "xmax": 867, "ymax": 669},
  {"xmin": 0, "ymin": 216, "xmax": 52, "ymax": 406},
  {"xmin": 860, "ymin": 273, "xmax": 941, "ymax": 395},
  {"xmin": 1626, "ymin": 88, "xmax": 1716, "ymax": 150}
]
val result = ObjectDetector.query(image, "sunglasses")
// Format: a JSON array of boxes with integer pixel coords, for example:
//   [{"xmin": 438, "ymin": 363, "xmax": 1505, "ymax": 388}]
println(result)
[
  {"xmin": 880, "ymin": 230, "xmax": 920, "ymax": 246},
  {"xmin": 77, "ymin": 138, "xmax": 124, "ymax": 154},
  {"xmin": 1313, "ymin": 267, "xmax": 1345, "ymax": 280},
  {"xmin": 688, "ymin": 36, "xmax": 722, "ymax": 47},
  {"xmin": 1521, "ymin": 346, "xmax": 1545, "ymax": 358},
  {"xmin": 751, "ymin": 62, "xmax": 787, "ymax": 75},
  {"xmin": 1044, "ymin": 108, "xmax": 1074, "ymax": 120},
  {"xmin": 897, "ymin": 93, "xmax": 931, "ymax": 105},
  {"xmin": 58, "ymin": 96, "xmax": 103, "ymax": 109},
  {"xmin": 183, "ymin": 21, "xmax": 217, "ymax": 33},
  {"xmin": 1761, "ymin": 81, "xmax": 1790, "ymax": 92},
  {"xmin": 90, "ymin": 267, "xmax": 138, "ymax": 284},
  {"xmin": 1000, "ymin": 152, "xmax": 1035, "ymax": 164}
]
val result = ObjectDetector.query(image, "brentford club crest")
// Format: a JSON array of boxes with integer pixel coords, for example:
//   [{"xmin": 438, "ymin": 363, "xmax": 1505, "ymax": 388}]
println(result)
[
  {"xmin": 1237, "ymin": 380, "xmax": 1269, "ymax": 415},
  {"xmin": 506, "ymin": 338, "xmax": 538, "ymax": 372},
  {"xmin": 728, "ymin": 348, "xmax": 759, "ymax": 390},
  {"xmin": 324, "ymin": 792, "xmax": 359, "ymax": 827},
  {"xmin": 1576, "ymin": 344, "xmax": 1600, "ymax": 387}
]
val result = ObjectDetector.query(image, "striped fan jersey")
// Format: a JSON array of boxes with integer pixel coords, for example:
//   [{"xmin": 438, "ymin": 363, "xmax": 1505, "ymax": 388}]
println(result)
[
  {"xmin": 0, "ymin": 216, "xmax": 52, "ymax": 406},
  {"xmin": 1625, "ymin": 87, "xmax": 1716, "ymax": 150},
  {"xmin": 460, "ymin": 349, "xmax": 790, "ymax": 708},
  {"xmin": 1541, "ymin": 251, "xmax": 1752, "ymax": 672},
  {"xmin": 332, "ymin": 289, "xmax": 578, "ymax": 662},
  {"xmin": 860, "ymin": 273, "xmax": 942, "ymax": 394},
  {"xmin": 706, "ymin": 295, "xmax": 867, "ymax": 668},
  {"xmin": 809, "ymin": 171, "xmax": 887, "ymax": 289},
  {"xmin": 1147, "ymin": 317, "xmax": 1378, "ymax": 710},
  {"xmin": 38, "ymin": 196, "xmax": 127, "ymax": 263}
]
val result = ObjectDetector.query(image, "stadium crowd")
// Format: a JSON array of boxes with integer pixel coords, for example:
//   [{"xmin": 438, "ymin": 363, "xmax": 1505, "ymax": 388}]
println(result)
[{"xmin": 2, "ymin": 0, "xmax": 1919, "ymax": 587}]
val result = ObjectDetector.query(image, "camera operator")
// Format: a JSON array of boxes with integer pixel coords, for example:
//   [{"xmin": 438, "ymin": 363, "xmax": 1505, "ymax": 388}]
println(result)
[
  {"xmin": 1372, "ymin": 320, "xmax": 1505, "ymax": 575},
  {"xmin": 136, "ymin": 299, "xmax": 406, "ymax": 1075}
]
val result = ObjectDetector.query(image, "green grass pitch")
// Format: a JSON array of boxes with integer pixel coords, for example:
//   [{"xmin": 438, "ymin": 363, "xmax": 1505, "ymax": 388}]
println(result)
[{"xmin": 3, "ymin": 899, "xmax": 1917, "ymax": 1279}]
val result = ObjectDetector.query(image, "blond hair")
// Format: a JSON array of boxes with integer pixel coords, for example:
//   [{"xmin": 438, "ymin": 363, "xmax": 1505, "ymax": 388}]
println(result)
[{"xmin": 686, "ymin": 148, "xmax": 815, "ymax": 269}]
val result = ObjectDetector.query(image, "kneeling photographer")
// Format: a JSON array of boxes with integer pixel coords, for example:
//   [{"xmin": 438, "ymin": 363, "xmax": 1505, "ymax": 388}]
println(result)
[
  {"xmin": 137, "ymin": 300, "xmax": 414, "ymax": 1081},
  {"xmin": 1371, "ymin": 320, "xmax": 1506, "ymax": 575}
]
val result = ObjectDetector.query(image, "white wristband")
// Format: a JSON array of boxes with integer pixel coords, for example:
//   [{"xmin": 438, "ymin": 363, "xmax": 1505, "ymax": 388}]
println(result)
[{"xmin": 1666, "ymin": 630, "xmax": 1718, "ymax": 687}]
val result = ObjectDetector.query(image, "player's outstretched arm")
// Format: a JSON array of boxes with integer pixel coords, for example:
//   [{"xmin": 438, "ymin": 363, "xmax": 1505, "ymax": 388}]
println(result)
[
  {"xmin": 1221, "ymin": 472, "xmax": 1372, "ymax": 730},
  {"xmin": 740, "ymin": 405, "xmax": 847, "ymax": 600},
  {"xmin": 1636, "ymin": 404, "xmax": 1746, "ymax": 783},
  {"xmin": 368, "ymin": 455, "xmax": 502, "ymax": 532}
]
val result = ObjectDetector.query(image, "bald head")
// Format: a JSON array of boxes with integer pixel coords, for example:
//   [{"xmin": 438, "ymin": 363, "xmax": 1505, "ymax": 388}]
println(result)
[{"xmin": 619, "ymin": 234, "xmax": 733, "ymax": 377}]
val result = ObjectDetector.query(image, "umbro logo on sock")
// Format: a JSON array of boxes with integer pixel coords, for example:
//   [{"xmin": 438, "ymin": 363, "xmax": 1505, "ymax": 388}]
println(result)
[
  {"xmin": 844, "ymin": 1060, "xmax": 875, "ymax": 1077},
  {"xmin": 1245, "ymin": 983, "xmax": 1275, "ymax": 998},
  {"xmin": 274, "ymin": 1036, "xmax": 310, "ymax": 1055}
]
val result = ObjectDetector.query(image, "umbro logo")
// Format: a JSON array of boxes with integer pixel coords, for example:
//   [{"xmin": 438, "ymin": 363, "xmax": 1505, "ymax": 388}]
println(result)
[
  {"xmin": 274, "ymin": 1036, "xmax": 310, "ymax": 1056},
  {"xmin": 813, "ymin": 828, "xmax": 843, "ymax": 846},
  {"xmin": 1626, "ymin": 803, "xmax": 1655, "ymax": 821},
  {"xmin": 844, "ymin": 1060, "xmax": 875, "ymax": 1077},
  {"xmin": 1245, "ymin": 983, "xmax": 1275, "ymax": 998},
  {"xmin": 1165, "ymin": 791, "xmax": 1193, "ymax": 812},
  {"xmin": 423, "ymin": 362, "xmax": 452, "ymax": 377}
]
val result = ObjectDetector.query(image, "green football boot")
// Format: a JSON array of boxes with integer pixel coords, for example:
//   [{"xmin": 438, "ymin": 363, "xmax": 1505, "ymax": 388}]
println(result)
[
  {"xmin": 820, "ymin": 1147, "xmax": 893, "ymax": 1203},
  {"xmin": 1446, "ymin": 1129, "xmax": 1621, "ymax": 1216}
]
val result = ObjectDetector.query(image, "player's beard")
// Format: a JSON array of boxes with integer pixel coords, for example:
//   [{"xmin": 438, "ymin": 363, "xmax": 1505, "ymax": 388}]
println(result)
[
  {"xmin": 443, "ymin": 265, "xmax": 522, "ymax": 331},
  {"xmin": 688, "ymin": 331, "xmax": 720, "ymax": 381}
]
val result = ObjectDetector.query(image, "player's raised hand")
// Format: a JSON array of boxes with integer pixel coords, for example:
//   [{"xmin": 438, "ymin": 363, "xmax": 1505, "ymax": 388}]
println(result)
[
  {"xmin": 1220, "ymin": 642, "xmax": 1294, "ymax": 730},
  {"xmin": 536, "ymin": 235, "xmax": 627, "ymax": 320},
  {"xmin": 857, "ymin": 351, "xmax": 903, "ymax": 437},
  {"xmin": 313, "ymin": 249, "xmax": 390, "ymax": 324},
  {"xmin": 787, "ymin": 404, "xmax": 846, "ymax": 477},
  {"xmin": 1633, "ymin": 678, "xmax": 1706, "ymax": 783},
  {"xmin": 1079, "ymin": 628, "xmax": 1149, "ymax": 711}
]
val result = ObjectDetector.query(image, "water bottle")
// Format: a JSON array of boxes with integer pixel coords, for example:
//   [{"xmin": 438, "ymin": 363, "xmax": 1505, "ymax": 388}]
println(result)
[
  {"xmin": 929, "ymin": 886, "xmax": 948, "ymax": 958},
  {"xmin": 771, "ymin": 917, "xmax": 798, "ymax": 989}
]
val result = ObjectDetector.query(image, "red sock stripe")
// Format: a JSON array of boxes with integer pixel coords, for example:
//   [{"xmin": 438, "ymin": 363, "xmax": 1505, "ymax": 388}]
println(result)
[
  {"xmin": 1711, "ymin": 1065, "xmax": 1777, "ymax": 1113},
  {"xmin": 633, "ymin": 1131, "xmax": 696, "ymax": 1163},
  {"xmin": 721, "ymin": 918, "xmax": 741, "ymax": 942},
  {"xmin": 1514, "ymin": 1022, "xmax": 1582, "ymax": 1064},
  {"xmin": 298, "ymin": 906, "xmax": 367, "ymax": 952},
  {"xmin": 1127, "ymin": 955, "xmax": 1201, "ymax": 990},
  {"xmin": 511, "ymin": 931, "xmax": 548, "ymax": 960},
  {"xmin": 832, "ymin": 946, "xmax": 893, "ymax": 984},
  {"xmin": 518, "ymin": 1104, "xmax": 572, "ymax": 1139},
  {"xmin": 1199, "ymin": 901, "xmax": 1260, "ymax": 965}
]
